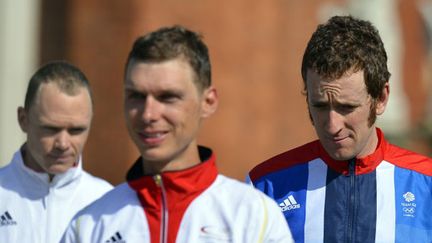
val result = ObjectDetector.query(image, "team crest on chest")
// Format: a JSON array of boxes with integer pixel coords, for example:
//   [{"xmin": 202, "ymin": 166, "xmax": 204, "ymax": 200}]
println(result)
[{"xmin": 401, "ymin": 192, "xmax": 416, "ymax": 217}]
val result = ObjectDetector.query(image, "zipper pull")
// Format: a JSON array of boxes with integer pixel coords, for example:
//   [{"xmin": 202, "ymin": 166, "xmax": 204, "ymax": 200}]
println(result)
[{"xmin": 153, "ymin": 174, "xmax": 162, "ymax": 186}]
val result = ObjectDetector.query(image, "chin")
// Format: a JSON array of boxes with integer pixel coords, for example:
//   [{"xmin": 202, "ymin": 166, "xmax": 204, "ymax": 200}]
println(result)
[
  {"xmin": 330, "ymin": 151, "xmax": 355, "ymax": 161},
  {"xmin": 324, "ymin": 147, "xmax": 353, "ymax": 161},
  {"xmin": 48, "ymin": 165, "xmax": 74, "ymax": 175},
  {"xmin": 140, "ymin": 150, "xmax": 168, "ymax": 162}
]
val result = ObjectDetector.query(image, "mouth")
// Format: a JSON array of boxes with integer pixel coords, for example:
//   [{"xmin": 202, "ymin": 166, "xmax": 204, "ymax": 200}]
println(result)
[
  {"xmin": 325, "ymin": 135, "xmax": 349, "ymax": 145},
  {"xmin": 332, "ymin": 137, "xmax": 347, "ymax": 142},
  {"xmin": 138, "ymin": 131, "xmax": 167, "ymax": 145},
  {"xmin": 48, "ymin": 154, "xmax": 73, "ymax": 163}
]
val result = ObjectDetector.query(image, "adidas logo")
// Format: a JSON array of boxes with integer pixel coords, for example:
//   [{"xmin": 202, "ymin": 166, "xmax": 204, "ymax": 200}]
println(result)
[
  {"xmin": 105, "ymin": 231, "xmax": 125, "ymax": 243},
  {"xmin": 0, "ymin": 211, "xmax": 17, "ymax": 226},
  {"xmin": 279, "ymin": 195, "xmax": 301, "ymax": 212}
]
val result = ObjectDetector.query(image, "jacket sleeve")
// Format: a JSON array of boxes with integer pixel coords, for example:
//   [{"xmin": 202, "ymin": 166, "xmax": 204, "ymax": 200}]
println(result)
[{"xmin": 259, "ymin": 192, "xmax": 295, "ymax": 243}]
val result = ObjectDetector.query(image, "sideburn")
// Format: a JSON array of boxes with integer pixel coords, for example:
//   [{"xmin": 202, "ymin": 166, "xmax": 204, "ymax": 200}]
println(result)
[{"xmin": 368, "ymin": 99, "xmax": 377, "ymax": 127}]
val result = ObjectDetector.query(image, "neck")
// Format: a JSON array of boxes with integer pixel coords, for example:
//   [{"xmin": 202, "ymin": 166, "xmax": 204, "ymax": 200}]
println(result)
[
  {"xmin": 142, "ymin": 157, "xmax": 201, "ymax": 175},
  {"xmin": 141, "ymin": 150, "xmax": 201, "ymax": 175},
  {"xmin": 356, "ymin": 126, "xmax": 379, "ymax": 159}
]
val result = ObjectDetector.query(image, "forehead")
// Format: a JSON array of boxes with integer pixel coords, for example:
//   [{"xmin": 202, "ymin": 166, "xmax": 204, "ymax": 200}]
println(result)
[
  {"xmin": 125, "ymin": 58, "xmax": 198, "ymax": 91},
  {"xmin": 30, "ymin": 82, "xmax": 92, "ymax": 123},
  {"xmin": 306, "ymin": 69, "xmax": 368, "ymax": 100}
]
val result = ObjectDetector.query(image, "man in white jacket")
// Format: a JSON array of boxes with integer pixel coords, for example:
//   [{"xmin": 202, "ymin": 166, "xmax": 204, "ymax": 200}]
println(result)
[
  {"xmin": 0, "ymin": 61, "xmax": 113, "ymax": 243},
  {"xmin": 61, "ymin": 26, "xmax": 293, "ymax": 243}
]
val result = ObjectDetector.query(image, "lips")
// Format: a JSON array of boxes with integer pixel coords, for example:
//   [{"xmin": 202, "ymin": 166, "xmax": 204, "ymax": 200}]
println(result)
[
  {"xmin": 48, "ymin": 153, "xmax": 73, "ymax": 163},
  {"xmin": 324, "ymin": 135, "xmax": 349, "ymax": 146},
  {"xmin": 332, "ymin": 137, "xmax": 347, "ymax": 142},
  {"xmin": 138, "ymin": 131, "xmax": 168, "ymax": 145}
]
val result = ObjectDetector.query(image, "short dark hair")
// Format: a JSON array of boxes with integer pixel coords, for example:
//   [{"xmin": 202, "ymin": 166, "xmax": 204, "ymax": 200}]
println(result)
[
  {"xmin": 125, "ymin": 25, "xmax": 211, "ymax": 91},
  {"xmin": 301, "ymin": 15, "xmax": 391, "ymax": 100},
  {"xmin": 24, "ymin": 60, "xmax": 92, "ymax": 111}
]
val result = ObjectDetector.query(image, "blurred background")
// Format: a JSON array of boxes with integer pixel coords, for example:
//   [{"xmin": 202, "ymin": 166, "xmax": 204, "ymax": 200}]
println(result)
[{"xmin": 1, "ymin": 0, "xmax": 431, "ymax": 185}]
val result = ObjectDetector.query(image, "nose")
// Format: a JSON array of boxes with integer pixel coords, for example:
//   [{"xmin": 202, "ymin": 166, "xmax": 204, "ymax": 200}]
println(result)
[
  {"xmin": 142, "ymin": 96, "xmax": 161, "ymax": 123},
  {"xmin": 54, "ymin": 131, "xmax": 70, "ymax": 151},
  {"xmin": 325, "ymin": 109, "xmax": 343, "ymax": 135}
]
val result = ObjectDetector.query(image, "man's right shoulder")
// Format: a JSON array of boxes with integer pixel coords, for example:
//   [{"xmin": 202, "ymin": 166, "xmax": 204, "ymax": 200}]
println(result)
[
  {"xmin": 0, "ymin": 161, "xmax": 18, "ymax": 186},
  {"xmin": 248, "ymin": 140, "xmax": 321, "ymax": 182}
]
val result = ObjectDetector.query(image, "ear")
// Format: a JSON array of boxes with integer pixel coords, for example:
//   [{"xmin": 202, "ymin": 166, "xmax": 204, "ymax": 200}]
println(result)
[
  {"xmin": 201, "ymin": 86, "xmax": 218, "ymax": 118},
  {"xmin": 375, "ymin": 82, "xmax": 389, "ymax": 115},
  {"xmin": 17, "ymin": 107, "xmax": 29, "ymax": 133}
]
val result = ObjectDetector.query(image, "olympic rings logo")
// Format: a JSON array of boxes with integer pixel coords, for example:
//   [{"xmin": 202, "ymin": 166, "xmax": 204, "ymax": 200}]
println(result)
[{"xmin": 403, "ymin": 207, "xmax": 415, "ymax": 214}]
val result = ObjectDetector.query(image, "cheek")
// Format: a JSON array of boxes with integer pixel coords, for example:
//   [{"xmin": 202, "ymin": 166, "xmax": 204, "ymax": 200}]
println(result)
[
  {"xmin": 34, "ymin": 137, "xmax": 54, "ymax": 154},
  {"xmin": 164, "ymin": 110, "xmax": 184, "ymax": 126},
  {"xmin": 170, "ymin": 101, "xmax": 200, "ymax": 119},
  {"xmin": 73, "ymin": 136, "xmax": 88, "ymax": 151},
  {"xmin": 309, "ymin": 109, "xmax": 325, "ymax": 126},
  {"xmin": 168, "ymin": 107, "xmax": 200, "ymax": 131},
  {"xmin": 125, "ymin": 108, "xmax": 140, "ymax": 124},
  {"xmin": 353, "ymin": 108, "xmax": 371, "ymax": 124}
]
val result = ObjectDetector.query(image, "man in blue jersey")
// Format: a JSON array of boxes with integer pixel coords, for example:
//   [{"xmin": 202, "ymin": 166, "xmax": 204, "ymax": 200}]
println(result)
[{"xmin": 249, "ymin": 15, "xmax": 432, "ymax": 242}]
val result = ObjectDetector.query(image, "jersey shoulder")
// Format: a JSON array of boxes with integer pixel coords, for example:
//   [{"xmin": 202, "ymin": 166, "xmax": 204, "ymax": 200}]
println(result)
[
  {"xmin": 385, "ymin": 143, "xmax": 432, "ymax": 176},
  {"xmin": 80, "ymin": 170, "xmax": 113, "ymax": 192},
  {"xmin": 73, "ymin": 182, "xmax": 137, "ymax": 222},
  {"xmin": 249, "ymin": 140, "xmax": 321, "ymax": 181}
]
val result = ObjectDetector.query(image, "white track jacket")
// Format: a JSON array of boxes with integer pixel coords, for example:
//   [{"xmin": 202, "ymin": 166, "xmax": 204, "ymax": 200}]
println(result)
[
  {"xmin": 61, "ymin": 146, "xmax": 293, "ymax": 243},
  {"xmin": 0, "ymin": 148, "xmax": 113, "ymax": 243}
]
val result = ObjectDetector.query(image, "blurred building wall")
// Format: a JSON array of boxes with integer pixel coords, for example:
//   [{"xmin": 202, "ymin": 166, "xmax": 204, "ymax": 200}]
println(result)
[
  {"xmin": 49, "ymin": 0, "xmax": 322, "ymax": 184},
  {"xmin": 0, "ymin": 0, "xmax": 39, "ymax": 166},
  {"xmin": 2, "ymin": 0, "xmax": 428, "ymax": 184}
]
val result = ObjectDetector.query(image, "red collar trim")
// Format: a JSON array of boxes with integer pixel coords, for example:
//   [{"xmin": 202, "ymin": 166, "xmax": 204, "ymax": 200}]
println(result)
[
  {"xmin": 127, "ymin": 146, "xmax": 218, "ymax": 209},
  {"xmin": 127, "ymin": 146, "xmax": 218, "ymax": 242},
  {"xmin": 319, "ymin": 128, "xmax": 387, "ymax": 175}
]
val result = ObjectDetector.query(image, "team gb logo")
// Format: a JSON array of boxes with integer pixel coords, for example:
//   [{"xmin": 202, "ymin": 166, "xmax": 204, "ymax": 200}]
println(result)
[{"xmin": 403, "ymin": 192, "xmax": 415, "ymax": 202}]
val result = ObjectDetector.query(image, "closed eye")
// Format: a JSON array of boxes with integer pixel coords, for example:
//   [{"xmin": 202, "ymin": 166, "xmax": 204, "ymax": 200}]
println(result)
[
  {"xmin": 69, "ymin": 127, "xmax": 87, "ymax": 135},
  {"xmin": 125, "ymin": 90, "xmax": 146, "ymax": 101},
  {"xmin": 130, "ymin": 92, "xmax": 146, "ymax": 100},
  {"xmin": 42, "ymin": 126, "xmax": 61, "ymax": 134},
  {"xmin": 337, "ymin": 104, "xmax": 357, "ymax": 113},
  {"xmin": 158, "ymin": 92, "xmax": 182, "ymax": 103},
  {"xmin": 311, "ymin": 102, "xmax": 329, "ymax": 110}
]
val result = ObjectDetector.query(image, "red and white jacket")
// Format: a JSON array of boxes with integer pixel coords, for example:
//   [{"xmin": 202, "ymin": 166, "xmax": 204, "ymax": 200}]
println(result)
[{"xmin": 61, "ymin": 146, "xmax": 293, "ymax": 243}]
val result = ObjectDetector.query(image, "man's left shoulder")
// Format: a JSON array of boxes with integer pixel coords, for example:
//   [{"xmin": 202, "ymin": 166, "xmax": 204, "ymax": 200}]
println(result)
[
  {"xmin": 385, "ymin": 143, "xmax": 432, "ymax": 176},
  {"xmin": 79, "ymin": 171, "xmax": 113, "ymax": 198},
  {"xmin": 80, "ymin": 171, "xmax": 113, "ymax": 192}
]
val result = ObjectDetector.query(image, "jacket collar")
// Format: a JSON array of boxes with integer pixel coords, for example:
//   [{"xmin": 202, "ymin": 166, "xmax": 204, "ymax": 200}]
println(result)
[
  {"xmin": 319, "ymin": 128, "xmax": 387, "ymax": 175},
  {"xmin": 13, "ymin": 145, "xmax": 83, "ymax": 188},
  {"xmin": 127, "ymin": 146, "xmax": 218, "ymax": 209}
]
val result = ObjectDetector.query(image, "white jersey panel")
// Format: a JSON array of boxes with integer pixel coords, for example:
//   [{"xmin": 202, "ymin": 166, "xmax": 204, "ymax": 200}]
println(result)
[
  {"xmin": 304, "ymin": 158, "xmax": 327, "ymax": 243},
  {"xmin": 375, "ymin": 161, "xmax": 396, "ymax": 243}
]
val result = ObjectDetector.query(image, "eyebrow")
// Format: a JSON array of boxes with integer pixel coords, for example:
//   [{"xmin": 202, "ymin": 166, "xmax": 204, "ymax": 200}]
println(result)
[{"xmin": 310, "ymin": 97, "xmax": 362, "ymax": 106}]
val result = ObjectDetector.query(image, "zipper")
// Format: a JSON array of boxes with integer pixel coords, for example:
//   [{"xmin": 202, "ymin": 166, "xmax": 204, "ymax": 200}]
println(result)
[
  {"xmin": 154, "ymin": 174, "xmax": 168, "ymax": 243},
  {"xmin": 346, "ymin": 159, "xmax": 356, "ymax": 243},
  {"xmin": 44, "ymin": 186, "xmax": 53, "ymax": 243}
]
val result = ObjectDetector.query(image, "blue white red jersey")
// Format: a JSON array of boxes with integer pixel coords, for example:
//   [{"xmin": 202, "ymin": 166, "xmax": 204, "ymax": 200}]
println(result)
[
  {"xmin": 61, "ymin": 146, "xmax": 293, "ymax": 243},
  {"xmin": 248, "ymin": 128, "xmax": 432, "ymax": 243}
]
